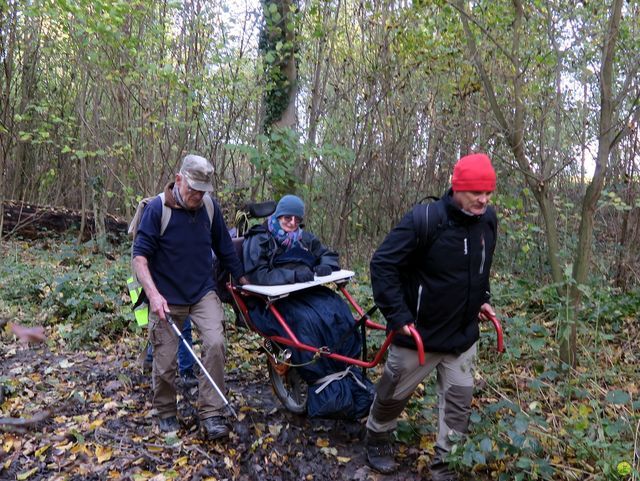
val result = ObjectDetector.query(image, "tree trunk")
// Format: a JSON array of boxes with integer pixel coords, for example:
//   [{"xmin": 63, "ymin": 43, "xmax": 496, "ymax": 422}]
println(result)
[
  {"xmin": 0, "ymin": 0, "xmax": 20, "ymax": 246},
  {"xmin": 565, "ymin": 0, "xmax": 624, "ymax": 366},
  {"xmin": 456, "ymin": 0, "xmax": 564, "ymax": 286}
]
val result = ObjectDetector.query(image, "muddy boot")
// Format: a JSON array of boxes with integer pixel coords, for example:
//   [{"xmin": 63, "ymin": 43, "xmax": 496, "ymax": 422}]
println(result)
[
  {"xmin": 201, "ymin": 416, "xmax": 230, "ymax": 441},
  {"xmin": 179, "ymin": 368, "xmax": 198, "ymax": 389},
  {"xmin": 430, "ymin": 447, "xmax": 458, "ymax": 481},
  {"xmin": 157, "ymin": 416, "xmax": 179, "ymax": 433},
  {"xmin": 365, "ymin": 429, "xmax": 398, "ymax": 474}
]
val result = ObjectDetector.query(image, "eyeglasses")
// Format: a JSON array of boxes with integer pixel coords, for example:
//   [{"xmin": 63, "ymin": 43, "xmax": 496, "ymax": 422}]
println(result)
[
  {"xmin": 281, "ymin": 215, "xmax": 303, "ymax": 224},
  {"xmin": 186, "ymin": 185, "xmax": 205, "ymax": 195}
]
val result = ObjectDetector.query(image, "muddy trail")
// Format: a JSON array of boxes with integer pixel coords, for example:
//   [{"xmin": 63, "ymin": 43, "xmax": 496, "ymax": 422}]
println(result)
[{"xmin": 0, "ymin": 325, "xmax": 437, "ymax": 481}]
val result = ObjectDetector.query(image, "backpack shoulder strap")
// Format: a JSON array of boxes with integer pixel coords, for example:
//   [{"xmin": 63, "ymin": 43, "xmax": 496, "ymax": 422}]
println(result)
[
  {"xmin": 159, "ymin": 193, "xmax": 214, "ymax": 235},
  {"xmin": 158, "ymin": 193, "xmax": 171, "ymax": 236},
  {"xmin": 412, "ymin": 199, "xmax": 447, "ymax": 251},
  {"xmin": 203, "ymin": 194, "xmax": 215, "ymax": 228},
  {"xmin": 128, "ymin": 193, "xmax": 171, "ymax": 238}
]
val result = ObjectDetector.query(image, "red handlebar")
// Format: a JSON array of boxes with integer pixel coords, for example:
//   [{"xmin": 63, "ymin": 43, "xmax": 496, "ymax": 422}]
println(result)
[
  {"xmin": 486, "ymin": 313, "xmax": 505, "ymax": 353},
  {"xmin": 402, "ymin": 313, "xmax": 504, "ymax": 366},
  {"xmin": 408, "ymin": 325, "xmax": 425, "ymax": 366}
]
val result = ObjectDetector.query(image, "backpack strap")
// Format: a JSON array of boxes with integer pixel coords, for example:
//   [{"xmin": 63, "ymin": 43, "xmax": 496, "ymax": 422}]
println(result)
[
  {"xmin": 203, "ymin": 194, "xmax": 215, "ymax": 229},
  {"xmin": 158, "ymin": 193, "xmax": 171, "ymax": 236},
  {"xmin": 128, "ymin": 193, "xmax": 171, "ymax": 238},
  {"xmin": 412, "ymin": 199, "xmax": 447, "ymax": 251},
  {"xmin": 159, "ymin": 193, "xmax": 214, "ymax": 235}
]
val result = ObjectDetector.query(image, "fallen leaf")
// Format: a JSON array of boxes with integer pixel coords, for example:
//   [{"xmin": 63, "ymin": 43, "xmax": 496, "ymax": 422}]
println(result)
[
  {"xmin": 316, "ymin": 437, "xmax": 330, "ymax": 448},
  {"xmin": 268, "ymin": 424, "xmax": 282, "ymax": 436},
  {"xmin": 35, "ymin": 444, "xmax": 50, "ymax": 458},
  {"xmin": 320, "ymin": 447, "xmax": 338, "ymax": 456},
  {"xmin": 17, "ymin": 467, "xmax": 38, "ymax": 480},
  {"xmin": 59, "ymin": 359, "xmax": 74, "ymax": 369},
  {"xmin": 95, "ymin": 444, "xmax": 113, "ymax": 463}
]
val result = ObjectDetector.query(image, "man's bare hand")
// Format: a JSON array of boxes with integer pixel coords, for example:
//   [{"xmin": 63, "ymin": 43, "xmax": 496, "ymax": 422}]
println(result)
[
  {"xmin": 148, "ymin": 294, "xmax": 170, "ymax": 321},
  {"xmin": 398, "ymin": 324, "xmax": 414, "ymax": 336},
  {"xmin": 479, "ymin": 303, "xmax": 495, "ymax": 322}
]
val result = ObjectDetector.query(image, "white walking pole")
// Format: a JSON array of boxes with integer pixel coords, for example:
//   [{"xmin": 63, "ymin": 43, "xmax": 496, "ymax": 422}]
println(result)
[{"xmin": 166, "ymin": 314, "xmax": 237, "ymax": 419}]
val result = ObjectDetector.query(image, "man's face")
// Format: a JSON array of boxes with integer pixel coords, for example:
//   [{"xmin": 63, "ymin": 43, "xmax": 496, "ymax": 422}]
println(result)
[
  {"xmin": 452, "ymin": 190, "xmax": 493, "ymax": 216},
  {"xmin": 176, "ymin": 174, "xmax": 205, "ymax": 210}
]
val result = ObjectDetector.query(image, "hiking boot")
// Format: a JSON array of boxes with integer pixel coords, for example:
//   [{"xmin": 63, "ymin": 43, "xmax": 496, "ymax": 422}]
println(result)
[
  {"xmin": 201, "ymin": 416, "xmax": 230, "ymax": 441},
  {"xmin": 178, "ymin": 400, "xmax": 198, "ymax": 427},
  {"xmin": 365, "ymin": 429, "xmax": 398, "ymax": 474},
  {"xmin": 157, "ymin": 416, "xmax": 179, "ymax": 433},
  {"xmin": 179, "ymin": 369, "xmax": 198, "ymax": 389},
  {"xmin": 430, "ymin": 448, "xmax": 459, "ymax": 481},
  {"xmin": 430, "ymin": 464, "xmax": 459, "ymax": 481}
]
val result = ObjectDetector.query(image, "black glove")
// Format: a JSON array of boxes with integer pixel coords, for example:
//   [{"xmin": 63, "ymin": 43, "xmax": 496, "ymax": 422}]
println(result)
[
  {"xmin": 314, "ymin": 264, "xmax": 332, "ymax": 277},
  {"xmin": 294, "ymin": 267, "xmax": 314, "ymax": 283}
]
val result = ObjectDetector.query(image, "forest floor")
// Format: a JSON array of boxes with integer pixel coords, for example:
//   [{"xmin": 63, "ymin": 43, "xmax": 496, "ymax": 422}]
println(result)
[{"xmin": 0, "ymin": 323, "xmax": 440, "ymax": 481}]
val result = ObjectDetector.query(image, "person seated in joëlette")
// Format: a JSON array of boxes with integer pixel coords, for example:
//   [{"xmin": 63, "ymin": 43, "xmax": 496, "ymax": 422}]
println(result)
[{"xmin": 242, "ymin": 194, "xmax": 373, "ymax": 420}]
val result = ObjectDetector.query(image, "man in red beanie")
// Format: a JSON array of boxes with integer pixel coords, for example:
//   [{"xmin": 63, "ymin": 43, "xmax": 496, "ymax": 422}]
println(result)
[{"xmin": 364, "ymin": 153, "xmax": 498, "ymax": 480}]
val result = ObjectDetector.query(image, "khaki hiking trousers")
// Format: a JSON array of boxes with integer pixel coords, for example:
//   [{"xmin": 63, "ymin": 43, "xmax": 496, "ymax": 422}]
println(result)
[
  {"xmin": 366, "ymin": 342, "xmax": 477, "ymax": 454},
  {"xmin": 149, "ymin": 290, "xmax": 227, "ymax": 420}
]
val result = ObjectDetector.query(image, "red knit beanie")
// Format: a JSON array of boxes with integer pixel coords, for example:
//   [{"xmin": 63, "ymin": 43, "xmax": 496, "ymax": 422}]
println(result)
[{"xmin": 451, "ymin": 153, "xmax": 496, "ymax": 192}]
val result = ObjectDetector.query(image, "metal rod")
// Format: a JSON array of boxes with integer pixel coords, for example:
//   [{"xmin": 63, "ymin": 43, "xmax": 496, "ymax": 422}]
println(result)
[{"xmin": 166, "ymin": 314, "xmax": 237, "ymax": 419}]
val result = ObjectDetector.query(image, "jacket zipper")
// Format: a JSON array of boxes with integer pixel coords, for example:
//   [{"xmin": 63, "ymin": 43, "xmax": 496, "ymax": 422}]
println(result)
[
  {"xmin": 416, "ymin": 284, "xmax": 423, "ymax": 321},
  {"xmin": 480, "ymin": 234, "xmax": 486, "ymax": 274}
]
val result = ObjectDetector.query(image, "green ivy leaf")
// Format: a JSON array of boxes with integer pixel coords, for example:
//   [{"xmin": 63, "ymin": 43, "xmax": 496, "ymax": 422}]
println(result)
[{"xmin": 605, "ymin": 390, "xmax": 630, "ymax": 405}]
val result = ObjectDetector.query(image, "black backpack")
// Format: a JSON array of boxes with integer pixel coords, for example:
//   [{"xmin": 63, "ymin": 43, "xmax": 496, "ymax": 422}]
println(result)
[
  {"xmin": 412, "ymin": 196, "xmax": 497, "ymax": 250},
  {"xmin": 411, "ymin": 197, "xmax": 448, "ymax": 250}
]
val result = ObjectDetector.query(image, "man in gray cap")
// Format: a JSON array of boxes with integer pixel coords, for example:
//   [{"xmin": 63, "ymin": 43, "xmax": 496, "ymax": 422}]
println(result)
[{"xmin": 132, "ymin": 154, "xmax": 247, "ymax": 440}]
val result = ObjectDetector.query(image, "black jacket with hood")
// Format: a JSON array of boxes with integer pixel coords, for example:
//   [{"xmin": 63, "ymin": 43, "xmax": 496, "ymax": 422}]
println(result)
[{"xmin": 370, "ymin": 189, "xmax": 497, "ymax": 354}]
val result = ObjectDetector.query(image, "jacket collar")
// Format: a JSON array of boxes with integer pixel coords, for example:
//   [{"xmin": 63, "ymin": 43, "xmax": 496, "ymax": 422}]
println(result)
[
  {"xmin": 443, "ymin": 188, "xmax": 484, "ymax": 225},
  {"xmin": 163, "ymin": 182, "xmax": 180, "ymax": 209}
]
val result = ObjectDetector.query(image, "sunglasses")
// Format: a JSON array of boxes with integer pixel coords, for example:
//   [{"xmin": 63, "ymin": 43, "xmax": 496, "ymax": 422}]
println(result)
[{"xmin": 281, "ymin": 215, "xmax": 303, "ymax": 224}]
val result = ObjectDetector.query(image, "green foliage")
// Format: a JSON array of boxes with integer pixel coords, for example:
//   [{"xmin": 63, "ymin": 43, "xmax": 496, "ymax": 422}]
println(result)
[
  {"xmin": 259, "ymin": 0, "xmax": 299, "ymax": 130},
  {"xmin": 231, "ymin": 127, "xmax": 353, "ymax": 200},
  {"xmin": 374, "ymin": 270, "xmax": 640, "ymax": 480},
  {"xmin": 0, "ymin": 238, "xmax": 132, "ymax": 348}
]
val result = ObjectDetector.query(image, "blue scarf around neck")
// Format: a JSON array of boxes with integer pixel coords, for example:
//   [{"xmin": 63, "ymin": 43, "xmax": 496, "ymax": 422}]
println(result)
[{"xmin": 268, "ymin": 214, "xmax": 302, "ymax": 249}]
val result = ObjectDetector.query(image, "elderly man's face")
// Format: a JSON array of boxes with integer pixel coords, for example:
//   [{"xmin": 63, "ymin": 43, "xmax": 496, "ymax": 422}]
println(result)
[
  {"xmin": 176, "ymin": 174, "xmax": 205, "ymax": 210},
  {"xmin": 452, "ymin": 190, "xmax": 493, "ymax": 216}
]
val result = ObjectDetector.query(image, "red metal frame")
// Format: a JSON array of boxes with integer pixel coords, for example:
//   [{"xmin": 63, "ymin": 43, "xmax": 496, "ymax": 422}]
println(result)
[{"xmin": 228, "ymin": 282, "xmax": 504, "ymax": 369}]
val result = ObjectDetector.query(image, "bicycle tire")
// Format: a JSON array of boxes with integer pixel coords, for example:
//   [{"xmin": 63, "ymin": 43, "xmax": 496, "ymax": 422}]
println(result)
[{"xmin": 267, "ymin": 360, "xmax": 307, "ymax": 414}]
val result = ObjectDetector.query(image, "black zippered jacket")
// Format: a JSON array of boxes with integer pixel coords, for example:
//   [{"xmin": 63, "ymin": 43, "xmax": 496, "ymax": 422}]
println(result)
[{"xmin": 370, "ymin": 190, "xmax": 497, "ymax": 354}]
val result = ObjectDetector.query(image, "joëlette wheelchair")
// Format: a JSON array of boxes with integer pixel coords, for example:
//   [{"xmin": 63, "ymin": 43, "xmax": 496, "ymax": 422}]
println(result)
[{"xmin": 226, "ymin": 201, "xmax": 504, "ymax": 414}]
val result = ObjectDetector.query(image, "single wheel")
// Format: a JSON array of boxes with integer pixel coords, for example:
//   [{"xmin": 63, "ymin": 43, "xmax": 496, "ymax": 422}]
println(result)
[{"xmin": 267, "ymin": 359, "xmax": 307, "ymax": 414}]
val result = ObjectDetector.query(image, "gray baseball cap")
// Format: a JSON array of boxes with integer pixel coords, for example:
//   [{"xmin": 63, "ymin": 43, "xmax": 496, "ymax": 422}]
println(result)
[{"xmin": 179, "ymin": 154, "xmax": 214, "ymax": 192}]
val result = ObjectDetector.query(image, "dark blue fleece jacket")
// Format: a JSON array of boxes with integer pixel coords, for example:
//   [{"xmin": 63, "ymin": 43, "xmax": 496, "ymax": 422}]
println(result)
[{"xmin": 132, "ymin": 192, "xmax": 243, "ymax": 305}]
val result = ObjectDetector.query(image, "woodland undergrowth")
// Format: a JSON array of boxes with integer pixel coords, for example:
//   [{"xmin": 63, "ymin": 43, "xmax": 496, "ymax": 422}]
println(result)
[{"xmin": 0, "ymin": 236, "xmax": 638, "ymax": 481}]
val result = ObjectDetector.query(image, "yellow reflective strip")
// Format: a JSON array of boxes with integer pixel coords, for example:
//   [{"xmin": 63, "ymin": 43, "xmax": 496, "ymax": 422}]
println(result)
[
  {"xmin": 134, "ymin": 304, "xmax": 149, "ymax": 326},
  {"xmin": 129, "ymin": 287, "xmax": 140, "ymax": 304}
]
